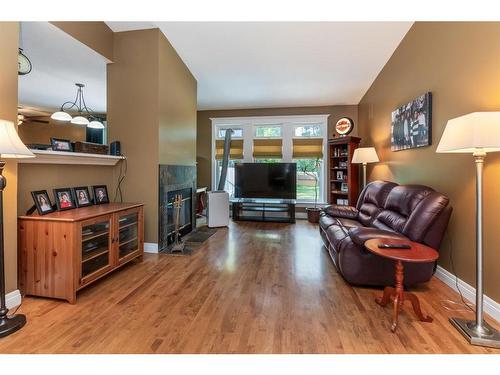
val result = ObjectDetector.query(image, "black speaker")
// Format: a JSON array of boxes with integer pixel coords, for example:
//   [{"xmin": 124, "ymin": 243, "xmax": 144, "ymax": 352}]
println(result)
[{"xmin": 110, "ymin": 141, "xmax": 121, "ymax": 156}]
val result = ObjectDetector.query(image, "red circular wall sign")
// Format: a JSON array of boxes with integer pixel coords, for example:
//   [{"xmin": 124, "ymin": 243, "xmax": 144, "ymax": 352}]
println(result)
[{"xmin": 335, "ymin": 117, "xmax": 354, "ymax": 136}]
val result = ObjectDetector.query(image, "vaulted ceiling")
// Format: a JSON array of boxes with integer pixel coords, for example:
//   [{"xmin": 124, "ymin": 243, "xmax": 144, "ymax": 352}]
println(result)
[
  {"xmin": 107, "ymin": 22, "xmax": 413, "ymax": 110},
  {"xmin": 18, "ymin": 22, "xmax": 413, "ymax": 113}
]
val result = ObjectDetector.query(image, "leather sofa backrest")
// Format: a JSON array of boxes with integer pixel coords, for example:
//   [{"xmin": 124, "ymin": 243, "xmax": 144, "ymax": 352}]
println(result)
[
  {"xmin": 356, "ymin": 181, "xmax": 397, "ymax": 226},
  {"xmin": 371, "ymin": 184, "xmax": 450, "ymax": 243},
  {"xmin": 403, "ymin": 191, "xmax": 450, "ymax": 243}
]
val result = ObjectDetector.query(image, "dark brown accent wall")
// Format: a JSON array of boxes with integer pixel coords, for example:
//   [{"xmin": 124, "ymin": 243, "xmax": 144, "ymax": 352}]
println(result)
[
  {"xmin": 197, "ymin": 105, "xmax": 358, "ymax": 188},
  {"xmin": 358, "ymin": 22, "xmax": 500, "ymax": 301}
]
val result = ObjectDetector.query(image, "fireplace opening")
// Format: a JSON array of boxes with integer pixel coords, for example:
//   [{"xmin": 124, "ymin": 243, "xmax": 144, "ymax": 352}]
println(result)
[{"xmin": 166, "ymin": 187, "xmax": 193, "ymax": 246}]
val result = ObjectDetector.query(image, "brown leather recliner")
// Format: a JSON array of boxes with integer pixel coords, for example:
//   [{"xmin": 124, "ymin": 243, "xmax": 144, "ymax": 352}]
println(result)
[{"xmin": 319, "ymin": 180, "xmax": 452, "ymax": 286}]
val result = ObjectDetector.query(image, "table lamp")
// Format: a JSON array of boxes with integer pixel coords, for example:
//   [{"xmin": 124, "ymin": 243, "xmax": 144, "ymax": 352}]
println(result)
[
  {"xmin": 436, "ymin": 111, "xmax": 500, "ymax": 348},
  {"xmin": 0, "ymin": 119, "xmax": 34, "ymax": 338},
  {"xmin": 352, "ymin": 147, "xmax": 379, "ymax": 187}
]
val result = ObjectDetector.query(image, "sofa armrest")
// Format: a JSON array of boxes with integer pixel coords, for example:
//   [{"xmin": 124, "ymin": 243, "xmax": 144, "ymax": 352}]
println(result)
[
  {"xmin": 349, "ymin": 227, "xmax": 409, "ymax": 247},
  {"xmin": 322, "ymin": 205, "xmax": 359, "ymax": 219}
]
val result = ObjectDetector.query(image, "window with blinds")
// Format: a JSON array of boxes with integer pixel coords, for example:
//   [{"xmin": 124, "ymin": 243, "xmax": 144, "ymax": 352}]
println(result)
[
  {"xmin": 211, "ymin": 115, "xmax": 328, "ymax": 202},
  {"xmin": 292, "ymin": 138, "xmax": 323, "ymax": 158},
  {"xmin": 253, "ymin": 139, "xmax": 283, "ymax": 158},
  {"xmin": 215, "ymin": 139, "xmax": 244, "ymax": 160}
]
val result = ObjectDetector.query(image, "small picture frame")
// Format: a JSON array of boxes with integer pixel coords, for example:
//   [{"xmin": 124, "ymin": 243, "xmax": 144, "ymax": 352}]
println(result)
[
  {"xmin": 31, "ymin": 190, "xmax": 54, "ymax": 215},
  {"xmin": 51, "ymin": 138, "xmax": 72, "ymax": 152},
  {"xmin": 72, "ymin": 186, "xmax": 92, "ymax": 208},
  {"xmin": 336, "ymin": 171, "xmax": 343, "ymax": 181},
  {"xmin": 341, "ymin": 183, "xmax": 348, "ymax": 193},
  {"xmin": 53, "ymin": 188, "xmax": 76, "ymax": 211},
  {"xmin": 92, "ymin": 185, "xmax": 109, "ymax": 205}
]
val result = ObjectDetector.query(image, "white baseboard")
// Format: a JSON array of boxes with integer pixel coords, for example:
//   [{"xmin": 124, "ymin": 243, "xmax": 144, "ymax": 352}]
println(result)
[
  {"xmin": 5, "ymin": 290, "xmax": 22, "ymax": 309},
  {"xmin": 144, "ymin": 242, "xmax": 159, "ymax": 253},
  {"xmin": 434, "ymin": 265, "xmax": 500, "ymax": 323}
]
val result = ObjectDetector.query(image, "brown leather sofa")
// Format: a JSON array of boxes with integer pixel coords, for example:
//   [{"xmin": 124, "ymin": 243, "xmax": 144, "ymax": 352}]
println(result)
[{"xmin": 320, "ymin": 180, "xmax": 452, "ymax": 286}]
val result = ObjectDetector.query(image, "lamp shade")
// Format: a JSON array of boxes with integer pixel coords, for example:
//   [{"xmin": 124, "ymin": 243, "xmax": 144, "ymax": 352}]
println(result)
[
  {"xmin": 51, "ymin": 111, "xmax": 72, "ymax": 122},
  {"xmin": 88, "ymin": 120, "xmax": 105, "ymax": 129},
  {"xmin": 71, "ymin": 116, "xmax": 90, "ymax": 126},
  {"xmin": 0, "ymin": 119, "xmax": 35, "ymax": 158},
  {"xmin": 436, "ymin": 112, "xmax": 500, "ymax": 154},
  {"xmin": 352, "ymin": 147, "xmax": 379, "ymax": 164}
]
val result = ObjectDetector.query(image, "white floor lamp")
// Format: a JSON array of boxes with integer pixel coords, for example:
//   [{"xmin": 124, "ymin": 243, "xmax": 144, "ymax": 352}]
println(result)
[
  {"xmin": 0, "ymin": 119, "xmax": 34, "ymax": 338},
  {"xmin": 436, "ymin": 111, "xmax": 500, "ymax": 348},
  {"xmin": 352, "ymin": 147, "xmax": 379, "ymax": 188}
]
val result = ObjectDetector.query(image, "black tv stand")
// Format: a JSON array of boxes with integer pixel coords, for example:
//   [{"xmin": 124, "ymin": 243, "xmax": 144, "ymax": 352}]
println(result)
[{"xmin": 231, "ymin": 198, "xmax": 296, "ymax": 223}]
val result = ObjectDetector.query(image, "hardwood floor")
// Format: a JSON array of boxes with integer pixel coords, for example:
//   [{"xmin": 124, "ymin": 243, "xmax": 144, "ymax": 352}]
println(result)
[{"xmin": 0, "ymin": 221, "xmax": 498, "ymax": 354}]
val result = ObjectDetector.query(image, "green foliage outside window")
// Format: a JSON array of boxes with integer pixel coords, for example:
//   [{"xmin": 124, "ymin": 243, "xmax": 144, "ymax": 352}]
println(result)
[
  {"xmin": 296, "ymin": 158, "xmax": 322, "ymax": 207},
  {"xmin": 255, "ymin": 126, "xmax": 281, "ymax": 137}
]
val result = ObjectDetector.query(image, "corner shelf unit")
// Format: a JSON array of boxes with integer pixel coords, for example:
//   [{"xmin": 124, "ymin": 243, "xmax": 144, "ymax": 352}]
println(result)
[{"xmin": 328, "ymin": 136, "xmax": 361, "ymax": 206}]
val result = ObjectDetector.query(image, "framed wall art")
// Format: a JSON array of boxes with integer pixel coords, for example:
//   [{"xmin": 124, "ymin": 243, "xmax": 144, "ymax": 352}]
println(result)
[{"xmin": 391, "ymin": 92, "xmax": 432, "ymax": 151}]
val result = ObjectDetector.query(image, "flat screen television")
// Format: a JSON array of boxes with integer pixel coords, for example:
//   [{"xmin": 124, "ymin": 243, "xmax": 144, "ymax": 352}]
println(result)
[{"xmin": 234, "ymin": 163, "xmax": 297, "ymax": 200}]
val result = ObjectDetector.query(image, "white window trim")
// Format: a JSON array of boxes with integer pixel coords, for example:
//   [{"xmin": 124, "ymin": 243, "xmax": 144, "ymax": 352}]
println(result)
[
  {"xmin": 210, "ymin": 114, "xmax": 330, "ymax": 203},
  {"xmin": 253, "ymin": 124, "xmax": 283, "ymax": 138},
  {"xmin": 215, "ymin": 126, "xmax": 244, "ymax": 139}
]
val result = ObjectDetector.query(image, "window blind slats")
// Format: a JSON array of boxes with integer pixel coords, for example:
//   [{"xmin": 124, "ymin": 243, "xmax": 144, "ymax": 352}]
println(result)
[
  {"xmin": 292, "ymin": 138, "xmax": 323, "ymax": 158},
  {"xmin": 252, "ymin": 139, "xmax": 283, "ymax": 158},
  {"xmin": 215, "ymin": 139, "xmax": 244, "ymax": 160}
]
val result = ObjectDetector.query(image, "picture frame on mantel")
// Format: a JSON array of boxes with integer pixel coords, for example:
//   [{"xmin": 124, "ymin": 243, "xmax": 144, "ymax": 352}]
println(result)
[{"xmin": 391, "ymin": 92, "xmax": 432, "ymax": 151}]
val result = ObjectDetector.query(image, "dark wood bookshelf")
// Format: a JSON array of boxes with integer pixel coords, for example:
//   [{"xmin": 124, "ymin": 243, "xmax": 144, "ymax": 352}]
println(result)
[{"xmin": 328, "ymin": 136, "xmax": 361, "ymax": 206}]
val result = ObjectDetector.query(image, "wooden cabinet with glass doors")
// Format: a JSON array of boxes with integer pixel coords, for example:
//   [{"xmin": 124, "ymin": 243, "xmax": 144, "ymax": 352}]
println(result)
[{"xmin": 18, "ymin": 203, "xmax": 144, "ymax": 303}]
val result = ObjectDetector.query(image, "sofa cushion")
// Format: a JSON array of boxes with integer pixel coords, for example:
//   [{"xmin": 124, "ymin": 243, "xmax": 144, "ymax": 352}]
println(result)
[
  {"xmin": 322, "ymin": 205, "xmax": 358, "ymax": 219},
  {"xmin": 325, "ymin": 224, "xmax": 350, "ymax": 250},
  {"xmin": 358, "ymin": 202, "xmax": 381, "ymax": 227},
  {"xmin": 336, "ymin": 217, "xmax": 364, "ymax": 229},
  {"xmin": 403, "ymin": 191, "xmax": 450, "ymax": 242},
  {"xmin": 371, "ymin": 185, "xmax": 434, "ymax": 233},
  {"xmin": 356, "ymin": 181, "xmax": 397, "ymax": 226},
  {"xmin": 319, "ymin": 214, "xmax": 337, "ymax": 232},
  {"xmin": 348, "ymin": 227, "xmax": 408, "ymax": 247}
]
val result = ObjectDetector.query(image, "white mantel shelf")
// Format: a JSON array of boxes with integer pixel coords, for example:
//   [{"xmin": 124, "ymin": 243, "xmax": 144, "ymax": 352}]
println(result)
[{"xmin": 18, "ymin": 150, "xmax": 126, "ymax": 166}]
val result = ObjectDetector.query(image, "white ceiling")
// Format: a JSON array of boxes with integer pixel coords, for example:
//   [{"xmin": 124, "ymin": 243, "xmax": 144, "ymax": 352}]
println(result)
[
  {"xmin": 18, "ymin": 22, "xmax": 108, "ymax": 113},
  {"xmin": 107, "ymin": 22, "xmax": 412, "ymax": 110}
]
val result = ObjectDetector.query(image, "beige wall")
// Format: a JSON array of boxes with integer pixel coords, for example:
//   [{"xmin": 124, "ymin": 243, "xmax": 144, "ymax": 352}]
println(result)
[
  {"xmin": 358, "ymin": 22, "xmax": 500, "ymax": 302},
  {"xmin": 19, "ymin": 119, "xmax": 86, "ymax": 145},
  {"xmin": 51, "ymin": 22, "xmax": 114, "ymax": 61},
  {"xmin": 108, "ymin": 28, "xmax": 197, "ymax": 243},
  {"xmin": 108, "ymin": 29, "xmax": 160, "ymax": 243},
  {"xmin": 158, "ymin": 32, "xmax": 197, "ymax": 166},
  {"xmin": 0, "ymin": 22, "xmax": 20, "ymax": 293},
  {"xmin": 18, "ymin": 164, "xmax": 118, "ymax": 215},
  {"xmin": 197, "ymin": 105, "xmax": 358, "ymax": 188}
]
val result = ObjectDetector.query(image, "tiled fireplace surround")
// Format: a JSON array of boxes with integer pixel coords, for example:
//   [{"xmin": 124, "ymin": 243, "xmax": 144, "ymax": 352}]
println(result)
[{"xmin": 158, "ymin": 164, "xmax": 197, "ymax": 253}]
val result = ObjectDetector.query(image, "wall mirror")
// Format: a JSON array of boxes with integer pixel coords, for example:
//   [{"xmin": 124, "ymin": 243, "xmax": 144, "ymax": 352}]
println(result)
[{"xmin": 17, "ymin": 22, "xmax": 108, "ymax": 148}]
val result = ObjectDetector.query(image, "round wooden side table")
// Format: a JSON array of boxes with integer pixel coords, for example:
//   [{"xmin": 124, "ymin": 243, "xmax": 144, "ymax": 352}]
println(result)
[{"xmin": 364, "ymin": 238, "xmax": 439, "ymax": 333}]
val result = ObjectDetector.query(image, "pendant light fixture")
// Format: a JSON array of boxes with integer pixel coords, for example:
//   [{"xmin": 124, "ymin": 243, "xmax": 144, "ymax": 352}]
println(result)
[{"xmin": 51, "ymin": 83, "xmax": 105, "ymax": 129}]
